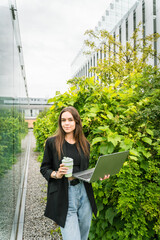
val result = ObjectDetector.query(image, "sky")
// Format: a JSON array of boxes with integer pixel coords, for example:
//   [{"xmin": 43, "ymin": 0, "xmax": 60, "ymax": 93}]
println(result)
[{"xmin": 16, "ymin": 0, "xmax": 108, "ymax": 99}]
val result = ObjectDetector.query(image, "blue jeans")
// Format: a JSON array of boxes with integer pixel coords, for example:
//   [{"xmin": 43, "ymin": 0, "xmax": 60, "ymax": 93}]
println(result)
[{"xmin": 60, "ymin": 181, "xmax": 92, "ymax": 240}]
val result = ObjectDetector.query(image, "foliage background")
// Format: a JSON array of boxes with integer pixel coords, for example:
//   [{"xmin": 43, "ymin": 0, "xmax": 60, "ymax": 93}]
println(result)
[
  {"xmin": 0, "ymin": 108, "xmax": 28, "ymax": 177},
  {"xmin": 34, "ymin": 29, "xmax": 160, "ymax": 239}
]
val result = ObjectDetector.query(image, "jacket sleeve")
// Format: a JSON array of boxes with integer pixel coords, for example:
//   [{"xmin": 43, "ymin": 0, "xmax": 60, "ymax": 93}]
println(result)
[{"xmin": 40, "ymin": 138, "xmax": 54, "ymax": 182}]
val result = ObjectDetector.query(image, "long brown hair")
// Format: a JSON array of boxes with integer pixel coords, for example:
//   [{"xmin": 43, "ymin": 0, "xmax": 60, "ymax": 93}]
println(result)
[{"xmin": 55, "ymin": 106, "xmax": 89, "ymax": 160}]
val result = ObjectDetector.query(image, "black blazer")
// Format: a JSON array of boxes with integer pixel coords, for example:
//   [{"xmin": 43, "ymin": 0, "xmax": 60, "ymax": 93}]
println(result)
[{"xmin": 40, "ymin": 137, "xmax": 97, "ymax": 228}]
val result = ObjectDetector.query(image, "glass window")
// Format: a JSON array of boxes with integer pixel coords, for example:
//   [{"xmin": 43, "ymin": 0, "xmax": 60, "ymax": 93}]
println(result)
[
  {"xmin": 142, "ymin": 0, "xmax": 145, "ymax": 38},
  {"xmin": 0, "ymin": 1, "xmax": 29, "ymax": 239},
  {"xmin": 106, "ymin": 10, "xmax": 109, "ymax": 16},
  {"xmin": 153, "ymin": 18, "xmax": 157, "ymax": 66},
  {"xmin": 119, "ymin": 25, "xmax": 122, "ymax": 43},
  {"xmin": 153, "ymin": 0, "xmax": 156, "ymax": 16},
  {"xmin": 133, "ymin": 10, "xmax": 136, "ymax": 49},
  {"xmin": 126, "ymin": 18, "xmax": 128, "ymax": 42},
  {"xmin": 93, "ymin": 54, "xmax": 95, "ymax": 67},
  {"xmin": 133, "ymin": 10, "xmax": 136, "ymax": 31},
  {"xmin": 100, "ymin": 49, "xmax": 102, "ymax": 59},
  {"xmin": 110, "ymin": 3, "xmax": 114, "ymax": 9},
  {"xmin": 113, "ymin": 32, "xmax": 116, "ymax": 59}
]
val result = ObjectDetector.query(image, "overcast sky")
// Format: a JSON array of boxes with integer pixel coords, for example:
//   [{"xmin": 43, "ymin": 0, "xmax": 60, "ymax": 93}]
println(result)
[{"xmin": 16, "ymin": 0, "xmax": 108, "ymax": 99}]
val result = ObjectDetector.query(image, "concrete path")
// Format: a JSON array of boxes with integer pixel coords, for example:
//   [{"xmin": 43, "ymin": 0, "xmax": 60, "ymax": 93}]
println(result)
[{"xmin": 23, "ymin": 130, "xmax": 61, "ymax": 240}]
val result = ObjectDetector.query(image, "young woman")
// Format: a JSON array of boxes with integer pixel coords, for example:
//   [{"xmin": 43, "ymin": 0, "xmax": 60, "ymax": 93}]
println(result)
[{"xmin": 40, "ymin": 106, "xmax": 97, "ymax": 240}]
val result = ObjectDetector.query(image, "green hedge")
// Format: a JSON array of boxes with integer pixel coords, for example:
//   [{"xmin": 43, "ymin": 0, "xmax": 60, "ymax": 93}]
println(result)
[
  {"xmin": 34, "ymin": 65, "xmax": 160, "ymax": 239},
  {"xmin": 0, "ymin": 108, "xmax": 28, "ymax": 176}
]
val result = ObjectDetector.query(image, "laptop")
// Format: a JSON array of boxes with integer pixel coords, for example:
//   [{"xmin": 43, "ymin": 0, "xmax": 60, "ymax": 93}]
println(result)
[{"xmin": 73, "ymin": 151, "xmax": 129, "ymax": 183}]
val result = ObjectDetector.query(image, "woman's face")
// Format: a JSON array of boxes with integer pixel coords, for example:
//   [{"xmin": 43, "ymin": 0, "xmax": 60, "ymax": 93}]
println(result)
[{"xmin": 61, "ymin": 111, "xmax": 76, "ymax": 135}]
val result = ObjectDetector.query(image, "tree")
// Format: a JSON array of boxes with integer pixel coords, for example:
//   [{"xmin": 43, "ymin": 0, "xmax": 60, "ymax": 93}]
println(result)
[{"xmin": 83, "ymin": 24, "xmax": 160, "ymax": 85}]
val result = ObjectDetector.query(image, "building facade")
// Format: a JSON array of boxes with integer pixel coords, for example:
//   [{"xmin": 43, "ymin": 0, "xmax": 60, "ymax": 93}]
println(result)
[
  {"xmin": 1, "ymin": 97, "xmax": 53, "ymax": 128},
  {"xmin": 0, "ymin": 1, "xmax": 29, "ymax": 239},
  {"xmin": 71, "ymin": 0, "xmax": 160, "ymax": 79}
]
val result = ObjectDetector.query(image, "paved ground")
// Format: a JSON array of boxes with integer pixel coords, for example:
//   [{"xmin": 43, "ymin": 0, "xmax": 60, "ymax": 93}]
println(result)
[{"xmin": 23, "ymin": 130, "xmax": 61, "ymax": 240}]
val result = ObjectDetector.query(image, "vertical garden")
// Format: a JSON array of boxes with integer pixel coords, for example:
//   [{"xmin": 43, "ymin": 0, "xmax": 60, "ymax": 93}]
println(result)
[{"xmin": 34, "ymin": 29, "xmax": 160, "ymax": 239}]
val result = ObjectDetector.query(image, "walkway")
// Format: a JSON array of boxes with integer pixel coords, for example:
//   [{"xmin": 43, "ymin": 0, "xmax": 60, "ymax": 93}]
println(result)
[{"xmin": 23, "ymin": 130, "xmax": 61, "ymax": 240}]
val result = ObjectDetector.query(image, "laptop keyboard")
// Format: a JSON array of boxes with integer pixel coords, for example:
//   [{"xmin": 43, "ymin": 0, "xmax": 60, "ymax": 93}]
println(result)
[{"xmin": 79, "ymin": 172, "xmax": 93, "ymax": 179}]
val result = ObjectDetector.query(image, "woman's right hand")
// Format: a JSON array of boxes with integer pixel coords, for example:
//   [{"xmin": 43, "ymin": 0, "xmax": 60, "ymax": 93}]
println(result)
[{"xmin": 56, "ymin": 163, "xmax": 68, "ymax": 179}]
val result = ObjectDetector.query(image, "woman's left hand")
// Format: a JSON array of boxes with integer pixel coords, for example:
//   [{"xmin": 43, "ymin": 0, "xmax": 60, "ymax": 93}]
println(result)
[
  {"xmin": 56, "ymin": 163, "xmax": 69, "ymax": 179},
  {"xmin": 100, "ymin": 174, "xmax": 110, "ymax": 181}
]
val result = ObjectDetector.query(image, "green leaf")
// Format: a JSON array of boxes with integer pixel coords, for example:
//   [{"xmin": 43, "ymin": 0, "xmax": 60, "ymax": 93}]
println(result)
[
  {"xmin": 58, "ymin": 101, "xmax": 64, "ymax": 107},
  {"xmin": 142, "ymin": 151, "xmax": 152, "ymax": 158},
  {"xmin": 121, "ymin": 126, "xmax": 129, "ymax": 134},
  {"xmin": 98, "ymin": 191, "xmax": 104, "ymax": 197},
  {"xmin": 69, "ymin": 86, "xmax": 77, "ymax": 92},
  {"xmin": 98, "ymin": 126, "xmax": 109, "ymax": 132},
  {"xmin": 100, "ymin": 114, "xmax": 108, "ymax": 119},
  {"xmin": 107, "ymin": 111, "xmax": 114, "ymax": 120},
  {"xmin": 100, "ymin": 142, "xmax": 115, "ymax": 154},
  {"xmin": 107, "ymin": 142, "xmax": 115, "ymax": 154},
  {"xmin": 99, "ymin": 144, "xmax": 108, "ymax": 155},
  {"xmin": 129, "ymin": 156, "xmax": 138, "ymax": 161},
  {"xmin": 90, "ymin": 106, "xmax": 100, "ymax": 113},
  {"xmin": 142, "ymin": 137, "xmax": 152, "ymax": 145},
  {"xmin": 108, "ymin": 133, "xmax": 121, "ymax": 146},
  {"xmin": 88, "ymin": 112, "xmax": 96, "ymax": 117},
  {"xmin": 146, "ymin": 128, "xmax": 154, "ymax": 136},
  {"xmin": 105, "ymin": 208, "xmax": 117, "ymax": 225},
  {"xmin": 92, "ymin": 137, "xmax": 106, "ymax": 145},
  {"xmin": 97, "ymin": 201, "xmax": 104, "ymax": 211},
  {"xmin": 140, "ymin": 160, "xmax": 149, "ymax": 171},
  {"xmin": 130, "ymin": 149, "xmax": 140, "ymax": 156}
]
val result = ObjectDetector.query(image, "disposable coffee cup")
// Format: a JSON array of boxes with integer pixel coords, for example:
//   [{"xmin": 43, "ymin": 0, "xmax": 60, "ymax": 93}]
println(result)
[{"xmin": 62, "ymin": 157, "xmax": 73, "ymax": 177}]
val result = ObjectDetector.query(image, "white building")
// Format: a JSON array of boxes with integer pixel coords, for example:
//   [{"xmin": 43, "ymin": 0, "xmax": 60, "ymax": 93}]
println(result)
[{"xmin": 71, "ymin": 0, "xmax": 160, "ymax": 79}]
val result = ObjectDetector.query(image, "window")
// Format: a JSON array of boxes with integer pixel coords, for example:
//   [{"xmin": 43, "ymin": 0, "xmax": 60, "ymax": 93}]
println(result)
[
  {"xmin": 153, "ymin": 0, "xmax": 157, "ymax": 66},
  {"xmin": 106, "ymin": 10, "xmax": 109, "ymax": 16},
  {"xmin": 142, "ymin": 0, "xmax": 145, "ymax": 39},
  {"xmin": 133, "ymin": 10, "xmax": 136, "ymax": 49},
  {"xmin": 113, "ymin": 32, "xmax": 116, "ymax": 60},
  {"xmin": 88, "ymin": 61, "xmax": 90, "ymax": 77},
  {"xmin": 104, "ymin": 44, "xmax": 106, "ymax": 59},
  {"xmin": 100, "ymin": 49, "xmax": 102, "ymax": 60},
  {"xmin": 110, "ymin": 3, "xmax": 114, "ymax": 10},
  {"xmin": 119, "ymin": 25, "xmax": 121, "ymax": 43},
  {"xmin": 83, "ymin": 66, "xmax": 85, "ymax": 76},
  {"xmin": 133, "ymin": 10, "xmax": 136, "ymax": 31},
  {"xmin": 109, "ymin": 42, "xmax": 111, "ymax": 62},
  {"xmin": 153, "ymin": 0, "xmax": 156, "ymax": 16},
  {"xmin": 126, "ymin": 18, "xmax": 128, "ymax": 42}
]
